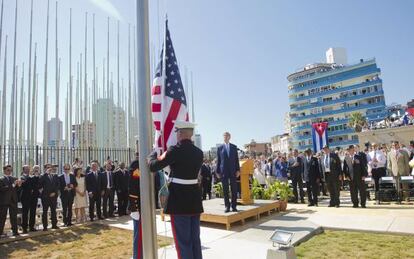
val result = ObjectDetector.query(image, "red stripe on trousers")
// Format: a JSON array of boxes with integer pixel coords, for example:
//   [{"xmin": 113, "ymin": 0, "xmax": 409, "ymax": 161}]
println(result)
[
  {"xmin": 163, "ymin": 100, "xmax": 182, "ymax": 148},
  {"xmin": 152, "ymin": 85, "xmax": 161, "ymax": 95},
  {"xmin": 152, "ymin": 103, "xmax": 161, "ymax": 112},
  {"xmin": 137, "ymin": 220, "xmax": 142, "ymax": 259},
  {"xmin": 170, "ymin": 215, "xmax": 182, "ymax": 259}
]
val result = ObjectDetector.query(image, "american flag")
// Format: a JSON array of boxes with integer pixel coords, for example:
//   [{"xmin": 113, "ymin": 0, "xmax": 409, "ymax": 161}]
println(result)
[{"xmin": 151, "ymin": 20, "xmax": 189, "ymax": 152}]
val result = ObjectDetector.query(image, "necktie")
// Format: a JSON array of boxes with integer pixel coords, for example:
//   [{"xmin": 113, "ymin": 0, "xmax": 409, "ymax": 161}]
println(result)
[
  {"xmin": 325, "ymin": 155, "xmax": 329, "ymax": 168},
  {"xmin": 108, "ymin": 172, "xmax": 112, "ymax": 188},
  {"xmin": 226, "ymin": 144, "xmax": 230, "ymax": 156}
]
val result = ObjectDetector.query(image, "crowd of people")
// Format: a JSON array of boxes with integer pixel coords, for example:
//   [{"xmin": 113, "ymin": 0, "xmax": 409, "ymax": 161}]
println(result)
[
  {"xmin": 0, "ymin": 154, "xmax": 141, "ymax": 238},
  {"xmin": 251, "ymin": 140, "xmax": 414, "ymax": 207}
]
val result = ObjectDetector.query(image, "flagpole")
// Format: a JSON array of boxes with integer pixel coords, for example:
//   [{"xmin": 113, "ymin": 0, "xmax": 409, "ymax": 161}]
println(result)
[{"xmin": 136, "ymin": 0, "xmax": 158, "ymax": 258}]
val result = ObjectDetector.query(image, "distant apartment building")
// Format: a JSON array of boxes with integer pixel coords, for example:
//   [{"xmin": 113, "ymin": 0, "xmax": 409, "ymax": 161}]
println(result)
[
  {"xmin": 47, "ymin": 118, "xmax": 63, "ymax": 146},
  {"xmin": 288, "ymin": 48, "xmax": 387, "ymax": 151},
  {"xmin": 271, "ymin": 133, "xmax": 292, "ymax": 154},
  {"xmin": 244, "ymin": 140, "xmax": 271, "ymax": 156},
  {"xmin": 71, "ymin": 121, "xmax": 97, "ymax": 147},
  {"xmin": 93, "ymin": 98, "xmax": 127, "ymax": 148},
  {"xmin": 194, "ymin": 134, "xmax": 202, "ymax": 150}
]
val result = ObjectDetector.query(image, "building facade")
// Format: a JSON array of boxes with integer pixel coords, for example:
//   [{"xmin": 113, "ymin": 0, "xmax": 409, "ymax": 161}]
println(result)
[
  {"xmin": 271, "ymin": 133, "xmax": 292, "ymax": 154},
  {"xmin": 47, "ymin": 118, "xmax": 63, "ymax": 146},
  {"xmin": 287, "ymin": 49, "xmax": 387, "ymax": 151},
  {"xmin": 244, "ymin": 140, "xmax": 271, "ymax": 156},
  {"xmin": 71, "ymin": 121, "xmax": 97, "ymax": 148}
]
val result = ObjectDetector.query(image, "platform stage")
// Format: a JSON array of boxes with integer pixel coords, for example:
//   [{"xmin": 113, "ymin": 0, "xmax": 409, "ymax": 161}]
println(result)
[{"xmin": 200, "ymin": 199, "xmax": 281, "ymax": 230}]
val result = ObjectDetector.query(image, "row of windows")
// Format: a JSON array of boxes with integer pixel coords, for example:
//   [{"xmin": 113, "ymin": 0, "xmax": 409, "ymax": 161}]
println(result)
[
  {"xmin": 291, "ymin": 96, "xmax": 384, "ymax": 118},
  {"xmin": 291, "ymin": 76, "xmax": 379, "ymax": 100},
  {"xmin": 296, "ymin": 134, "xmax": 358, "ymax": 147}
]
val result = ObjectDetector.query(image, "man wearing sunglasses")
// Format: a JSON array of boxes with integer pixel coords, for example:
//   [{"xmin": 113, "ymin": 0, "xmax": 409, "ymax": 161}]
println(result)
[{"xmin": 0, "ymin": 165, "xmax": 22, "ymax": 237}]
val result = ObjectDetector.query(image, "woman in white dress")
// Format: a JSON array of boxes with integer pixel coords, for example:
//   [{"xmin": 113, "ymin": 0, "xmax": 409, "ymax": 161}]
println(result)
[{"xmin": 74, "ymin": 167, "xmax": 88, "ymax": 223}]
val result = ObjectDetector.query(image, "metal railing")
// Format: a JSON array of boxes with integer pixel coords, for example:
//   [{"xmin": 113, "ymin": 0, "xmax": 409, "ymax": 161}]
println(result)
[{"xmin": 0, "ymin": 145, "xmax": 135, "ymax": 176}]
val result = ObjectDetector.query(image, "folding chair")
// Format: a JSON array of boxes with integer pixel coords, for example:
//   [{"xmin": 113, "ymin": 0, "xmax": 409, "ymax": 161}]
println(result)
[
  {"xmin": 400, "ymin": 176, "xmax": 414, "ymax": 202},
  {"xmin": 378, "ymin": 176, "xmax": 397, "ymax": 204}
]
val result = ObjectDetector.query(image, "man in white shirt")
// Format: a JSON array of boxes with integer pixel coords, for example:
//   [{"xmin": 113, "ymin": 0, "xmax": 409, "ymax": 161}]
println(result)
[
  {"xmin": 367, "ymin": 143, "xmax": 387, "ymax": 198},
  {"xmin": 102, "ymin": 162, "xmax": 115, "ymax": 218}
]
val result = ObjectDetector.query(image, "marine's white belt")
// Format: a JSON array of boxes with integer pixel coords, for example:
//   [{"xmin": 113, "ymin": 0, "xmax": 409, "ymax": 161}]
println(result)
[{"xmin": 171, "ymin": 178, "xmax": 198, "ymax": 185}]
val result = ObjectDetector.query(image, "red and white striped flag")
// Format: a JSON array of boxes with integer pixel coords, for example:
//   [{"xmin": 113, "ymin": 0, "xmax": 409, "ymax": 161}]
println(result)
[{"xmin": 151, "ymin": 20, "xmax": 189, "ymax": 153}]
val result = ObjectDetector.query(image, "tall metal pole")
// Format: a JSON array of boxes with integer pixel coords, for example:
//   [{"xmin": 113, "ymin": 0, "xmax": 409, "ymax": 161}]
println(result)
[
  {"xmin": 27, "ymin": 0, "xmax": 34, "ymax": 145},
  {"xmin": 9, "ymin": 0, "xmax": 18, "ymax": 147},
  {"xmin": 93, "ymin": 13, "xmax": 96, "ymax": 105},
  {"xmin": 107, "ymin": 17, "xmax": 110, "ymax": 100},
  {"xmin": 128, "ymin": 23, "xmax": 132, "ymax": 148},
  {"xmin": 75, "ymin": 61, "xmax": 79, "ymax": 125},
  {"xmin": 136, "ymin": 0, "xmax": 158, "ymax": 257},
  {"xmin": 31, "ymin": 43, "xmax": 37, "ymax": 147},
  {"xmin": 0, "ymin": 36, "xmax": 7, "ymax": 146},
  {"xmin": 43, "ymin": 0, "xmax": 50, "ymax": 147},
  {"xmin": 117, "ymin": 20, "xmax": 120, "ymax": 107},
  {"xmin": 84, "ymin": 12, "xmax": 88, "ymax": 148},
  {"xmin": 55, "ymin": 1, "xmax": 59, "ymax": 119},
  {"xmin": 0, "ymin": 0, "xmax": 4, "ymax": 66},
  {"xmin": 69, "ymin": 8, "xmax": 72, "ymax": 147},
  {"xmin": 19, "ymin": 63, "xmax": 25, "ymax": 146},
  {"xmin": 133, "ymin": 25, "xmax": 137, "ymax": 119}
]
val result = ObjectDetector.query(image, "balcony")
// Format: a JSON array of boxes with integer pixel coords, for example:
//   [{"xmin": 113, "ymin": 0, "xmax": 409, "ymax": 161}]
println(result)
[
  {"xmin": 291, "ymin": 89, "xmax": 384, "ymax": 112},
  {"xmin": 291, "ymin": 102, "xmax": 386, "ymax": 122},
  {"xmin": 296, "ymin": 139, "xmax": 358, "ymax": 151},
  {"xmin": 290, "ymin": 78, "xmax": 382, "ymax": 103},
  {"xmin": 288, "ymin": 58, "xmax": 376, "ymax": 87},
  {"xmin": 292, "ymin": 118, "xmax": 349, "ymax": 132},
  {"xmin": 293, "ymin": 128, "xmax": 355, "ymax": 141}
]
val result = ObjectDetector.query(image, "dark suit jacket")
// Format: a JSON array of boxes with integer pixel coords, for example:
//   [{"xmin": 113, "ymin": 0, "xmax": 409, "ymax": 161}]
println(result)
[
  {"xmin": 85, "ymin": 171, "xmax": 105, "ymax": 195},
  {"xmin": 343, "ymin": 154, "xmax": 368, "ymax": 180},
  {"xmin": 58, "ymin": 173, "xmax": 78, "ymax": 198},
  {"xmin": 321, "ymin": 152, "xmax": 342, "ymax": 177},
  {"xmin": 0, "ymin": 176, "xmax": 19, "ymax": 206},
  {"xmin": 216, "ymin": 143, "xmax": 240, "ymax": 178},
  {"xmin": 114, "ymin": 168, "xmax": 129, "ymax": 193},
  {"xmin": 200, "ymin": 164, "xmax": 212, "ymax": 184},
  {"xmin": 38, "ymin": 173, "xmax": 60, "ymax": 199},
  {"xmin": 20, "ymin": 174, "xmax": 33, "ymax": 204},
  {"xmin": 288, "ymin": 156, "xmax": 304, "ymax": 178},
  {"xmin": 101, "ymin": 171, "xmax": 114, "ymax": 190},
  {"xmin": 303, "ymin": 156, "xmax": 321, "ymax": 182}
]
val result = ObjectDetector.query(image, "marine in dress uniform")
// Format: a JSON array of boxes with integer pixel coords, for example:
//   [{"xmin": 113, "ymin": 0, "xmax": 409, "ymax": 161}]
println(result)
[
  {"xmin": 128, "ymin": 154, "xmax": 142, "ymax": 259},
  {"xmin": 148, "ymin": 121, "xmax": 204, "ymax": 259}
]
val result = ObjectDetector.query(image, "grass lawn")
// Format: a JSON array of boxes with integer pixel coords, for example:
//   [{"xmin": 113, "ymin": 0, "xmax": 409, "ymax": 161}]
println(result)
[
  {"xmin": 296, "ymin": 230, "xmax": 414, "ymax": 259},
  {"xmin": 0, "ymin": 224, "xmax": 172, "ymax": 259}
]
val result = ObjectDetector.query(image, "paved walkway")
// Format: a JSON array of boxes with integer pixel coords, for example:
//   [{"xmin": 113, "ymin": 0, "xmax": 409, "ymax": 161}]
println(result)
[{"xmin": 101, "ymin": 193, "xmax": 414, "ymax": 259}]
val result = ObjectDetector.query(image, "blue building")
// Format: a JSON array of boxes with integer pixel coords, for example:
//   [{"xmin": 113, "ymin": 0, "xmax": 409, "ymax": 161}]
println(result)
[{"xmin": 287, "ymin": 49, "xmax": 387, "ymax": 151}]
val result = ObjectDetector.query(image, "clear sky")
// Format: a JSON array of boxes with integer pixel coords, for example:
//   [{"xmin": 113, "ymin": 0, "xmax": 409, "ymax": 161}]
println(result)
[{"xmin": 1, "ymin": 0, "xmax": 413, "ymax": 150}]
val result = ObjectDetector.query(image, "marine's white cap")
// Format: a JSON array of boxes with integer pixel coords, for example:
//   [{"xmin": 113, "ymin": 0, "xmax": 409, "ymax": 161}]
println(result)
[{"xmin": 174, "ymin": 120, "xmax": 196, "ymax": 131}]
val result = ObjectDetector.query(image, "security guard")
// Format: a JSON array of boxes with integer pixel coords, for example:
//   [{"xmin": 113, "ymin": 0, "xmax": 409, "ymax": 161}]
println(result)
[
  {"xmin": 128, "ymin": 153, "xmax": 143, "ymax": 259},
  {"xmin": 148, "ymin": 121, "xmax": 204, "ymax": 259}
]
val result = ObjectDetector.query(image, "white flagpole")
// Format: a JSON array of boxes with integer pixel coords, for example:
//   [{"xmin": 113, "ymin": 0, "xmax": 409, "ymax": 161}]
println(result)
[{"xmin": 136, "ymin": 0, "xmax": 158, "ymax": 258}]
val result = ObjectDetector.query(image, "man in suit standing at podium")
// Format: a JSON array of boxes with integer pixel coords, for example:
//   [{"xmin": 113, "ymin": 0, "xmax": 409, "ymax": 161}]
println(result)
[{"xmin": 216, "ymin": 132, "xmax": 240, "ymax": 213}]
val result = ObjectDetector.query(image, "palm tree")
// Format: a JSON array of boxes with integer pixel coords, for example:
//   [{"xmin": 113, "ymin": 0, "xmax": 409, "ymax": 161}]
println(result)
[{"xmin": 348, "ymin": 112, "xmax": 367, "ymax": 132}]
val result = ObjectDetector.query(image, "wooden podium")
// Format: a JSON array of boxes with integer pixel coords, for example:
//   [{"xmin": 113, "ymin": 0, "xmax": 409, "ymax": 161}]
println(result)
[{"xmin": 238, "ymin": 159, "xmax": 254, "ymax": 205}]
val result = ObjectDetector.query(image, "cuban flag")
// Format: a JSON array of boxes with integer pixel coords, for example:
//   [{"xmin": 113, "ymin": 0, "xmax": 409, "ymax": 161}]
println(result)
[{"xmin": 312, "ymin": 122, "xmax": 328, "ymax": 153}]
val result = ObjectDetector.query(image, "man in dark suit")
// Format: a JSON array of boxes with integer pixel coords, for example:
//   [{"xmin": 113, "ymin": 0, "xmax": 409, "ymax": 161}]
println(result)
[
  {"xmin": 102, "ymin": 162, "xmax": 115, "ymax": 218},
  {"xmin": 19, "ymin": 165, "xmax": 32, "ymax": 233},
  {"xmin": 0, "ymin": 165, "xmax": 21, "ymax": 237},
  {"xmin": 321, "ymin": 145, "xmax": 343, "ymax": 207},
  {"xmin": 59, "ymin": 164, "xmax": 77, "ymax": 226},
  {"xmin": 39, "ymin": 164, "xmax": 60, "ymax": 231},
  {"xmin": 200, "ymin": 159, "xmax": 212, "ymax": 200},
  {"xmin": 216, "ymin": 132, "xmax": 240, "ymax": 213},
  {"xmin": 148, "ymin": 121, "xmax": 204, "ymax": 259},
  {"xmin": 86, "ymin": 161, "xmax": 104, "ymax": 221},
  {"xmin": 343, "ymin": 145, "xmax": 368, "ymax": 208},
  {"xmin": 29, "ymin": 165, "xmax": 41, "ymax": 232},
  {"xmin": 288, "ymin": 149, "xmax": 305, "ymax": 203},
  {"xmin": 303, "ymin": 149, "xmax": 321, "ymax": 206},
  {"xmin": 114, "ymin": 162, "xmax": 129, "ymax": 216}
]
